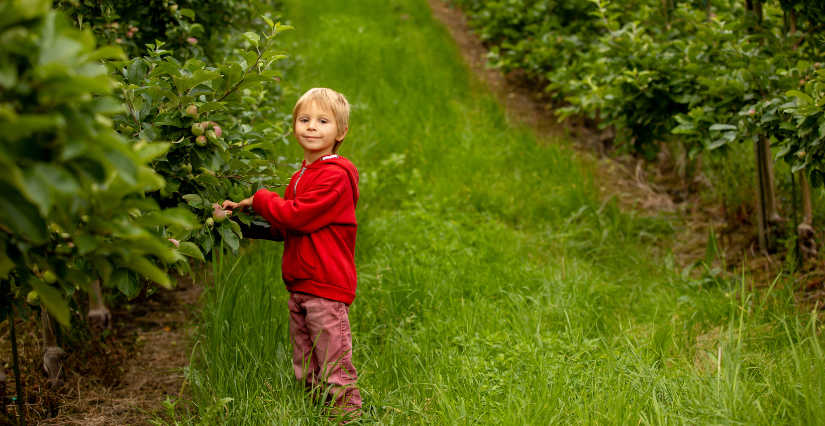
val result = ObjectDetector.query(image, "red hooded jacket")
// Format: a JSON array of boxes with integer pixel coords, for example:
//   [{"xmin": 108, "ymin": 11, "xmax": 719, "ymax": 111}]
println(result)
[{"xmin": 252, "ymin": 155, "xmax": 359, "ymax": 304}]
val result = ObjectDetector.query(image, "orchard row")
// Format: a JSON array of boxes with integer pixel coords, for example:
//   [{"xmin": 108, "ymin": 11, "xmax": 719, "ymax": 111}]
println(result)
[
  {"xmin": 0, "ymin": 0, "xmax": 292, "ymax": 408},
  {"xmin": 453, "ymin": 0, "xmax": 825, "ymax": 255}
]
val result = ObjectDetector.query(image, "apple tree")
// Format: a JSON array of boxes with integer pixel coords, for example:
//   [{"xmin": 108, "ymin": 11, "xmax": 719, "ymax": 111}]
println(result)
[
  {"xmin": 105, "ymin": 19, "xmax": 293, "ymax": 258},
  {"xmin": 0, "ymin": 0, "xmax": 202, "ymax": 398}
]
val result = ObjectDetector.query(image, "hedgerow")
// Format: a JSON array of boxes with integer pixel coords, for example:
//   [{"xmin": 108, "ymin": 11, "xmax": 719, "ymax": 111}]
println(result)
[
  {"xmin": 0, "ymin": 0, "xmax": 294, "ymax": 419},
  {"xmin": 452, "ymin": 0, "xmax": 825, "ymax": 254}
]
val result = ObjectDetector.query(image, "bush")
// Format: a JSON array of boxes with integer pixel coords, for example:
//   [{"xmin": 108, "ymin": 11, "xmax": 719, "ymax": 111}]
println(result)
[
  {"xmin": 0, "ymin": 0, "xmax": 199, "ymax": 323},
  {"xmin": 55, "ymin": 0, "xmax": 281, "ymax": 63},
  {"xmin": 105, "ymin": 18, "xmax": 294, "ymax": 258}
]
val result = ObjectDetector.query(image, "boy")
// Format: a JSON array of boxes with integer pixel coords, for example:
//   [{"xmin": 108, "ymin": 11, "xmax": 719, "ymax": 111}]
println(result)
[{"xmin": 222, "ymin": 88, "xmax": 361, "ymax": 414}]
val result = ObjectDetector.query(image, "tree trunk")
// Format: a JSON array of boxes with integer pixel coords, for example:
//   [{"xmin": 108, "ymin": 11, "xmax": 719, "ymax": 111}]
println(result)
[
  {"xmin": 87, "ymin": 280, "xmax": 111, "ymax": 339},
  {"xmin": 754, "ymin": 0, "xmax": 763, "ymax": 22},
  {"xmin": 789, "ymin": 8, "xmax": 797, "ymax": 35},
  {"xmin": 754, "ymin": 139, "xmax": 768, "ymax": 251},
  {"xmin": 789, "ymin": 8, "xmax": 816, "ymax": 261},
  {"xmin": 761, "ymin": 136, "xmax": 781, "ymax": 225},
  {"xmin": 753, "ymin": 136, "xmax": 780, "ymax": 252},
  {"xmin": 798, "ymin": 172, "xmax": 818, "ymax": 260},
  {"xmin": 706, "ymin": 0, "xmax": 712, "ymax": 22},
  {"xmin": 41, "ymin": 311, "xmax": 64, "ymax": 388}
]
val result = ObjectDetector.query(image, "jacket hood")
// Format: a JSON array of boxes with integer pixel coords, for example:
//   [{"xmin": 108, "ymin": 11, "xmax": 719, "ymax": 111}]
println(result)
[{"xmin": 308, "ymin": 155, "xmax": 360, "ymax": 205}]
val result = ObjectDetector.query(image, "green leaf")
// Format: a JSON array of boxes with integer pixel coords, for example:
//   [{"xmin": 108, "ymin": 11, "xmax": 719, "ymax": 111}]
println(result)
[
  {"xmin": 35, "ymin": 164, "xmax": 80, "ymax": 194},
  {"xmin": 29, "ymin": 277, "xmax": 70, "ymax": 326},
  {"xmin": 792, "ymin": 161, "xmax": 808, "ymax": 173},
  {"xmin": 261, "ymin": 70, "xmax": 283, "ymax": 78},
  {"xmin": 111, "ymin": 268, "xmax": 141, "ymax": 300},
  {"xmin": 275, "ymin": 25, "xmax": 294, "ymax": 33},
  {"xmin": 262, "ymin": 15, "xmax": 275, "ymax": 30},
  {"xmin": 0, "ymin": 186, "xmax": 48, "ymax": 243},
  {"xmin": 150, "ymin": 61, "xmax": 182, "ymax": 79},
  {"xmin": 126, "ymin": 59, "xmax": 149, "ymax": 83},
  {"xmin": 183, "ymin": 193, "xmax": 205, "ymax": 208},
  {"xmin": 196, "ymin": 173, "xmax": 220, "ymax": 185},
  {"xmin": 218, "ymin": 225, "xmax": 240, "ymax": 251},
  {"xmin": 120, "ymin": 256, "xmax": 171, "ymax": 289},
  {"xmin": 186, "ymin": 69, "xmax": 221, "ymax": 92},
  {"xmin": 179, "ymin": 8, "xmax": 196, "ymax": 19},
  {"xmin": 709, "ymin": 124, "xmax": 737, "ymax": 131},
  {"xmin": 89, "ymin": 255, "xmax": 114, "ymax": 284},
  {"xmin": 178, "ymin": 241, "xmax": 205, "ymax": 261},
  {"xmin": 237, "ymin": 212, "xmax": 252, "ymax": 225},
  {"xmin": 243, "ymin": 32, "xmax": 260, "ymax": 47},
  {"xmin": 786, "ymin": 90, "xmax": 814, "ymax": 105},
  {"xmin": 199, "ymin": 102, "xmax": 226, "ymax": 113},
  {"xmin": 229, "ymin": 219, "xmax": 242, "ymax": 240},
  {"xmin": 21, "ymin": 167, "xmax": 53, "ymax": 216},
  {"xmin": 103, "ymin": 148, "xmax": 139, "ymax": 185},
  {"xmin": 135, "ymin": 142, "xmax": 171, "ymax": 162}
]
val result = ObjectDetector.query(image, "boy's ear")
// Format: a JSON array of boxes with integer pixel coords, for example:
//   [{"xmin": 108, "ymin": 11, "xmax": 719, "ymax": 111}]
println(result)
[{"xmin": 336, "ymin": 125, "xmax": 349, "ymax": 142}]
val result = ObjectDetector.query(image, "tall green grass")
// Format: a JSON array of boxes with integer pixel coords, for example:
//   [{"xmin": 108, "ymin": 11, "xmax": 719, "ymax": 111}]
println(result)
[{"xmin": 178, "ymin": 0, "xmax": 825, "ymax": 424}]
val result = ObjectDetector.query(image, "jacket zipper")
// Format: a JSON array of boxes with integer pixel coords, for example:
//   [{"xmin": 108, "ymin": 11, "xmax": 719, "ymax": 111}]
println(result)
[{"xmin": 294, "ymin": 166, "xmax": 307, "ymax": 195}]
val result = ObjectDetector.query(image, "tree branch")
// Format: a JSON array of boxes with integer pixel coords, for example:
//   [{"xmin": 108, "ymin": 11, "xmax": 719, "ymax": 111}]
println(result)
[{"xmin": 793, "ymin": 24, "xmax": 825, "ymax": 51}]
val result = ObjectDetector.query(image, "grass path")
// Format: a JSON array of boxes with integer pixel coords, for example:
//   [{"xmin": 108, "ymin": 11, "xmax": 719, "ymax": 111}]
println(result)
[{"xmin": 181, "ymin": 0, "xmax": 825, "ymax": 424}]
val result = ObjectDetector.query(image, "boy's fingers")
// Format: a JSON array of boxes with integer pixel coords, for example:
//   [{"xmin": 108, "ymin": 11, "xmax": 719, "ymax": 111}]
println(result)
[{"xmin": 222, "ymin": 200, "xmax": 234, "ymax": 210}]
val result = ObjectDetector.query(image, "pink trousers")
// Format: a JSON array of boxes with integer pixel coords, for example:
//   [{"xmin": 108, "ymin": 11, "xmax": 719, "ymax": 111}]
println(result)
[{"xmin": 288, "ymin": 292, "xmax": 362, "ymax": 411}]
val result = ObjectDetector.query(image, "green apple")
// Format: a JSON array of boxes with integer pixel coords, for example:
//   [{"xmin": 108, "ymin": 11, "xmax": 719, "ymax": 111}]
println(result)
[
  {"xmin": 191, "ymin": 122, "xmax": 205, "ymax": 136},
  {"xmin": 43, "ymin": 270, "xmax": 57, "ymax": 284},
  {"xmin": 27, "ymin": 291, "xmax": 40, "ymax": 306}
]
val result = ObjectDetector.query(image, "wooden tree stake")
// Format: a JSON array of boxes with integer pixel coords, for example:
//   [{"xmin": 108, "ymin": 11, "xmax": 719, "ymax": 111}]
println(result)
[
  {"xmin": 41, "ymin": 311, "xmax": 65, "ymax": 388},
  {"xmin": 798, "ymin": 172, "xmax": 817, "ymax": 260},
  {"xmin": 87, "ymin": 280, "xmax": 111, "ymax": 339},
  {"xmin": 8, "ymin": 310, "xmax": 25, "ymax": 426}
]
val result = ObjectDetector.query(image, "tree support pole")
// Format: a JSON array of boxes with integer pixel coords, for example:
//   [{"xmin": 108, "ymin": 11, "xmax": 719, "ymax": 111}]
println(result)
[
  {"xmin": 798, "ymin": 172, "xmax": 817, "ymax": 261},
  {"xmin": 762, "ymin": 137, "xmax": 781, "ymax": 224},
  {"xmin": 87, "ymin": 280, "xmax": 111, "ymax": 339},
  {"xmin": 8, "ymin": 309, "xmax": 25, "ymax": 426},
  {"xmin": 41, "ymin": 312, "xmax": 64, "ymax": 388},
  {"xmin": 754, "ymin": 139, "xmax": 768, "ymax": 252}
]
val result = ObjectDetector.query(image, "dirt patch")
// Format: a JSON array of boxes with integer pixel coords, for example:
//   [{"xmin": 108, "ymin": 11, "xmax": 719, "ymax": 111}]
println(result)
[
  {"xmin": 425, "ymin": 0, "xmax": 824, "ymax": 295},
  {"xmin": 0, "ymin": 272, "xmax": 202, "ymax": 425}
]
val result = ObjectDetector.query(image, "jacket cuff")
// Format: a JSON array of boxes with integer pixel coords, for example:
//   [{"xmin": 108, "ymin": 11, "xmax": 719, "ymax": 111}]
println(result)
[{"xmin": 252, "ymin": 188, "xmax": 274, "ymax": 214}]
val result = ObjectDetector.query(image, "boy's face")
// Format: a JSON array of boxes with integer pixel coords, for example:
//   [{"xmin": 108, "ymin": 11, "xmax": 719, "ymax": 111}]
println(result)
[{"xmin": 294, "ymin": 101, "xmax": 347, "ymax": 157}]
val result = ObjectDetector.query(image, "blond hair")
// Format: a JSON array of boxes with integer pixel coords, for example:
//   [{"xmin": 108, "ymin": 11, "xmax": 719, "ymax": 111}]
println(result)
[{"xmin": 292, "ymin": 88, "xmax": 351, "ymax": 154}]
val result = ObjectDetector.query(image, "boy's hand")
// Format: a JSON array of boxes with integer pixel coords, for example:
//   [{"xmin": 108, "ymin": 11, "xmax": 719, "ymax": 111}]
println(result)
[{"xmin": 222, "ymin": 196, "xmax": 254, "ymax": 214}]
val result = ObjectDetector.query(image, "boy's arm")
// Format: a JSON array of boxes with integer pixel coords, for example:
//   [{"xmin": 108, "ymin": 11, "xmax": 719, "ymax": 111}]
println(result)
[{"xmin": 251, "ymin": 171, "xmax": 345, "ymax": 234}]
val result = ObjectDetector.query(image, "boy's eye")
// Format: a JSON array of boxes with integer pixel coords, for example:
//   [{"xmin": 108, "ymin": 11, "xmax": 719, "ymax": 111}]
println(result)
[
  {"xmin": 319, "ymin": 119, "xmax": 328, "ymax": 124},
  {"xmin": 300, "ymin": 118, "xmax": 308, "ymax": 122}
]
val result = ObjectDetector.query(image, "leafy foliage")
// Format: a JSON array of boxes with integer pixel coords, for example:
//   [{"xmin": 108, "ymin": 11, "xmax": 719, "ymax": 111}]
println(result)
[
  {"xmin": 105, "ymin": 18, "xmax": 293, "ymax": 257},
  {"xmin": 453, "ymin": 0, "xmax": 825, "ymax": 173},
  {"xmin": 55, "ymin": 0, "xmax": 281, "ymax": 62},
  {"xmin": 0, "ymin": 0, "xmax": 200, "ymax": 324}
]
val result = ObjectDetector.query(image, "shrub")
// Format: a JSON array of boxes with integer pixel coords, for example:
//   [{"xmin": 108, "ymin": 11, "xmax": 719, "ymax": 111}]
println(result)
[{"xmin": 0, "ymin": 0, "xmax": 199, "ymax": 323}]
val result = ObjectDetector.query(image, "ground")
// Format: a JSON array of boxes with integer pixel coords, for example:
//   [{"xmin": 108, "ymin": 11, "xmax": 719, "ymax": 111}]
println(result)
[{"xmin": 0, "ymin": 273, "xmax": 200, "ymax": 425}]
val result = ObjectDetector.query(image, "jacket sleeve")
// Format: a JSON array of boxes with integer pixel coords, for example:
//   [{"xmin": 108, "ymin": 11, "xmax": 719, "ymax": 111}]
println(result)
[{"xmin": 252, "ymin": 171, "xmax": 344, "ymax": 234}]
